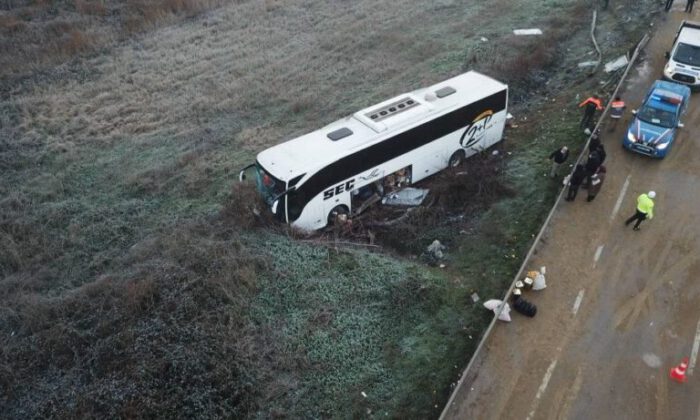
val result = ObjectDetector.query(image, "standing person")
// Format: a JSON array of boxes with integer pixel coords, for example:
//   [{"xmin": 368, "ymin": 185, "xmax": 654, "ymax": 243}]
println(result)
[
  {"xmin": 609, "ymin": 96, "xmax": 626, "ymax": 131},
  {"xmin": 588, "ymin": 129, "xmax": 601, "ymax": 154},
  {"xmin": 578, "ymin": 95, "xmax": 603, "ymax": 132},
  {"xmin": 596, "ymin": 143, "xmax": 607, "ymax": 164},
  {"xmin": 584, "ymin": 147, "xmax": 602, "ymax": 187},
  {"xmin": 548, "ymin": 146, "xmax": 569, "ymax": 178},
  {"xmin": 686, "ymin": 0, "xmax": 695, "ymax": 12},
  {"xmin": 666, "ymin": 0, "xmax": 675, "ymax": 11},
  {"xmin": 565, "ymin": 164, "xmax": 586, "ymax": 202},
  {"xmin": 587, "ymin": 165, "xmax": 607, "ymax": 202},
  {"xmin": 625, "ymin": 191, "xmax": 656, "ymax": 230}
]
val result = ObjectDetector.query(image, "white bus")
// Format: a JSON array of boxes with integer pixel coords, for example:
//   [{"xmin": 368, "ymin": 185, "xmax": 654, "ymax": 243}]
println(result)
[{"xmin": 239, "ymin": 71, "xmax": 508, "ymax": 231}]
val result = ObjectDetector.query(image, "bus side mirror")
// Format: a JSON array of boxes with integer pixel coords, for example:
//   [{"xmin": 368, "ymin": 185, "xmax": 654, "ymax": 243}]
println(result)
[
  {"xmin": 271, "ymin": 199, "xmax": 279, "ymax": 214},
  {"xmin": 678, "ymin": 122, "xmax": 684, "ymax": 128},
  {"xmin": 238, "ymin": 164, "xmax": 255, "ymax": 182},
  {"xmin": 631, "ymin": 109, "xmax": 637, "ymax": 115},
  {"xmin": 665, "ymin": 51, "xmax": 670, "ymax": 59}
]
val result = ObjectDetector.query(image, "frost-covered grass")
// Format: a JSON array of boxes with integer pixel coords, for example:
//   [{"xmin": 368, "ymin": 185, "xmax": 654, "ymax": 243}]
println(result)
[
  {"xmin": 0, "ymin": 0, "xmax": 659, "ymax": 417},
  {"xmin": 246, "ymin": 234, "xmax": 483, "ymax": 418}
]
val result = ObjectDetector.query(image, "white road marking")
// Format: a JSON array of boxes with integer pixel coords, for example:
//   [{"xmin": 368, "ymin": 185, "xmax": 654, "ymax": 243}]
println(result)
[
  {"xmin": 525, "ymin": 359, "xmax": 558, "ymax": 420},
  {"xmin": 610, "ymin": 174, "xmax": 631, "ymax": 222},
  {"xmin": 688, "ymin": 318, "xmax": 700, "ymax": 375},
  {"xmin": 572, "ymin": 289, "xmax": 585, "ymax": 316},
  {"xmin": 593, "ymin": 245, "xmax": 604, "ymax": 268}
]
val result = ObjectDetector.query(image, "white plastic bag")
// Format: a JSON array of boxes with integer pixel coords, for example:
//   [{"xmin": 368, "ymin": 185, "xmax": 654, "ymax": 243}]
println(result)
[
  {"xmin": 483, "ymin": 299, "xmax": 512, "ymax": 322},
  {"xmin": 533, "ymin": 270, "xmax": 547, "ymax": 291}
]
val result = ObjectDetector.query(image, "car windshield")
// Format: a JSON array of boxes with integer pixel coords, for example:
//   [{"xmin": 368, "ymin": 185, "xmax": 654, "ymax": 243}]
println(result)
[
  {"xmin": 637, "ymin": 105, "xmax": 676, "ymax": 128},
  {"xmin": 255, "ymin": 163, "xmax": 285, "ymax": 205},
  {"xmin": 673, "ymin": 42, "xmax": 700, "ymax": 66}
]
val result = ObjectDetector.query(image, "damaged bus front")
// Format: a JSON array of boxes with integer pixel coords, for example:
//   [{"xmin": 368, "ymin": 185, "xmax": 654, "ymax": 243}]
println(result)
[{"xmin": 238, "ymin": 162, "xmax": 291, "ymax": 221}]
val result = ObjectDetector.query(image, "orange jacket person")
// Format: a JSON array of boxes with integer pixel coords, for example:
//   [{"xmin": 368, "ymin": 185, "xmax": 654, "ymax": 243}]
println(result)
[
  {"xmin": 579, "ymin": 95, "xmax": 603, "ymax": 131},
  {"xmin": 608, "ymin": 96, "xmax": 626, "ymax": 131}
]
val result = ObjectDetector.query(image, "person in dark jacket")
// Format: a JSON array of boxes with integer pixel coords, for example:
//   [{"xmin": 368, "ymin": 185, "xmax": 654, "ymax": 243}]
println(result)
[
  {"xmin": 588, "ymin": 129, "xmax": 601, "ymax": 152},
  {"xmin": 585, "ymin": 148, "xmax": 602, "ymax": 174},
  {"xmin": 666, "ymin": 0, "xmax": 674, "ymax": 11},
  {"xmin": 565, "ymin": 164, "xmax": 586, "ymax": 201},
  {"xmin": 548, "ymin": 146, "xmax": 569, "ymax": 178},
  {"xmin": 686, "ymin": 0, "xmax": 695, "ymax": 12},
  {"xmin": 596, "ymin": 143, "xmax": 607, "ymax": 164},
  {"xmin": 583, "ymin": 148, "xmax": 602, "ymax": 189},
  {"xmin": 587, "ymin": 165, "xmax": 607, "ymax": 202}
]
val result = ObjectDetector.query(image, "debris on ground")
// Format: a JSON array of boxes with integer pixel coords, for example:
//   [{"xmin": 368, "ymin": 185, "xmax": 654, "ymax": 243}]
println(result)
[
  {"xmin": 471, "ymin": 292, "xmax": 480, "ymax": 303},
  {"xmin": 604, "ymin": 54, "xmax": 629, "ymax": 73},
  {"xmin": 525, "ymin": 266, "xmax": 547, "ymax": 291},
  {"xmin": 480, "ymin": 36, "xmax": 489, "ymax": 42},
  {"xmin": 577, "ymin": 60, "xmax": 599, "ymax": 68},
  {"xmin": 382, "ymin": 187, "xmax": 429, "ymax": 206},
  {"xmin": 483, "ymin": 299, "xmax": 511, "ymax": 322},
  {"xmin": 513, "ymin": 28, "xmax": 543, "ymax": 36},
  {"xmin": 511, "ymin": 289, "xmax": 537, "ymax": 317},
  {"xmin": 426, "ymin": 239, "xmax": 446, "ymax": 260}
]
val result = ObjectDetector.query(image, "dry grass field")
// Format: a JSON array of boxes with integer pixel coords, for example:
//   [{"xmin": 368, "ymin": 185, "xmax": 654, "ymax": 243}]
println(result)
[{"xmin": 1, "ymin": 0, "xmax": 659, "ymax": 417}]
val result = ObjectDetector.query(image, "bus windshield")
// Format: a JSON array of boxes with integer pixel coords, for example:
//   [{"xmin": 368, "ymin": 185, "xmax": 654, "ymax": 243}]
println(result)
[{"xmin": 255, "ymin": 163, "xmax": 285, "ymax": 205}]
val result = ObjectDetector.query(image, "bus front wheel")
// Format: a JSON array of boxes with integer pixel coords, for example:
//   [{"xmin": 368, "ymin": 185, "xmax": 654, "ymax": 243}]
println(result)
[
  {"xmin": 449, "ymin": 150, "xmax": 466, "ymax": 167},
  {"xmin": 328, "ymin": 205, "xmax": 349, "ymax": 226}
]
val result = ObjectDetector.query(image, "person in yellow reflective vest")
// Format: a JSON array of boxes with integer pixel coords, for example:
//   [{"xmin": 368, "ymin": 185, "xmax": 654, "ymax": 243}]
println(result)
[{"xmin": 625, "ymin": 191, "xmax": 655, "ymax": 230}]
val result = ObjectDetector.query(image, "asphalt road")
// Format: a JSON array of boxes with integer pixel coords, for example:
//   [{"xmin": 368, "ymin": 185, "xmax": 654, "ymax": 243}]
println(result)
[{"xmin": 442, "ymin": 7, "xmax": 700, "ymax": 420}]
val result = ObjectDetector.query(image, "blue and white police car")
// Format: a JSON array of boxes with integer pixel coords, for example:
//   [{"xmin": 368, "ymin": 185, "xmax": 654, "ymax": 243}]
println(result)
[{"xmin": 623, "ymin": 80, "xmax": 690, "ymax": 158}]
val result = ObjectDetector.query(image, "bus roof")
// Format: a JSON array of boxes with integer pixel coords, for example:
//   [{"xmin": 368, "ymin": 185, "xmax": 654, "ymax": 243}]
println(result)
[{"xmin": 257, "ymin": 71, "xmax": 508, "ymax": 181}]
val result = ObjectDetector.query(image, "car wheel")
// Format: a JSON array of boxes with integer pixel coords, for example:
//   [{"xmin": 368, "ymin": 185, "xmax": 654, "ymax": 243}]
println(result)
[{"xmin": 449, "ymin": 150, "xmax": 466, "ymax": 168}]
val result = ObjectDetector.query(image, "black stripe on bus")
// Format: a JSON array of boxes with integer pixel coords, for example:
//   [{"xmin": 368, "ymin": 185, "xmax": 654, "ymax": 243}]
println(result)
[{"xmin": 287, "ymin": 89, "xmax": 507, "ymax": 222}]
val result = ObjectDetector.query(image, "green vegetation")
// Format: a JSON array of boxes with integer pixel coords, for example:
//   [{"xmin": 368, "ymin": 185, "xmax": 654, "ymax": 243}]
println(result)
[{"xmin": 0, "ymin": 0, "xmax": 658, "ymax": 418}]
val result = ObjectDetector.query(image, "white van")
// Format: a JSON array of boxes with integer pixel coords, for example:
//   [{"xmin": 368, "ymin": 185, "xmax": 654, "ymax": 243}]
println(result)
[
  {"xmin": 664, "ymin": 20, "xmax": 700, "ymax": 89},
  {"xmin": 239, "ymin": 71, "xmax": 508, "ymax": 231}
]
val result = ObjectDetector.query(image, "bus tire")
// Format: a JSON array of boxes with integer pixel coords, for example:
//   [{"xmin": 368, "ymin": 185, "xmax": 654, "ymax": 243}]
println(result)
[
  {"xmin": 449, "ymin": 149, "xmax": 466, "ymax": 167},
  {"xmin": 328, "ymin": 205, "xmax": 349, "ymax": 226}
]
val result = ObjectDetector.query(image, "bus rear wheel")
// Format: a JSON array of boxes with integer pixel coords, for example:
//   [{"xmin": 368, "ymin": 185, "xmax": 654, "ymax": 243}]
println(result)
[
  {"xmin": 449, "ymin": 149, "xmax": 466, "ymax": 167},
  {"xmin": 328, "ymin": 205, "xmax": 349, "ymax": 226}
]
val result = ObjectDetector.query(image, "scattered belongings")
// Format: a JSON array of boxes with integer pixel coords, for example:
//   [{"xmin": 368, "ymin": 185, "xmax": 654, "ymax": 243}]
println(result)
[
  {"xmin": 604, "ymin": 55, "xmax": 629, "ymax": 73},
  {"xmin": 513, "ymin": 28, "xmax": 543, "ymax": 36},
  {"xmin": 483, "ymin": 299, "xmax": 512, "ymax": 322},
  {"xmin": 577, "ymin": 60, "xmax": 599, "ymax": 68},
  {"xmin": 506, "ymin": 113, "xmax": 518, "ymax": 128},
  {"xmin": 525, "ymin": 266, "xmax": 547, "ymax": 291},
  {"xmin": 382, "ymin": 187, "xmax": 429, "ymax": 206},
  {"xmin": 511, "ymin": 289, "xmax": 537, "ymax": 317},
  {"xmin": 426, "ymin": 239, "xmax": 446, "ymax": 260},
  {"xmin": 480, "ymin": 36, "xmax": 489, "ymax": 42}
]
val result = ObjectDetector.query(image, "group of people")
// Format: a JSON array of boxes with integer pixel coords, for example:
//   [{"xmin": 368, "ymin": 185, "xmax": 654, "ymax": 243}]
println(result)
[
  {"xmin": 547, "ymin": 93, "xmax": 656, "ymax": 231},
  {"xmin": 549, "ymin": 130, "xmax": 607, "ymax": 203},
  {"xmin": 665, "ymin": 0, "xmax": 695, "ymax": 12}
]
